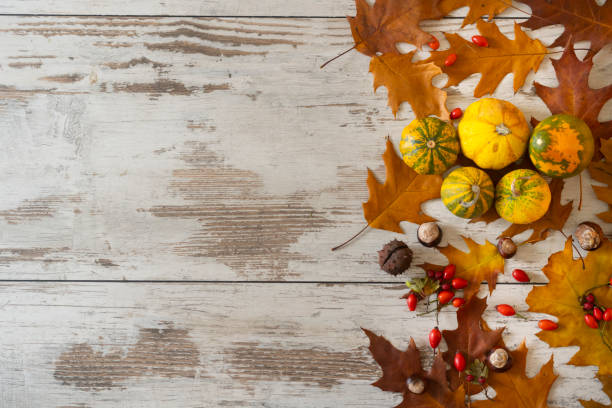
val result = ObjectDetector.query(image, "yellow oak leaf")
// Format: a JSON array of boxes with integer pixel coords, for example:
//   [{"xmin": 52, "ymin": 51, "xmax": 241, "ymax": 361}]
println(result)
[{"xmin": 438, "ymin": 0, "xmax": 509, "ymax": 27}]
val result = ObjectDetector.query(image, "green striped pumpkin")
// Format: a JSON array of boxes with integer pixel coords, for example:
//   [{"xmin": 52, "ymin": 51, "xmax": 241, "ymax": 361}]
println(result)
[
  {"xmin": 441, "ymin": 167, "xmax": 494, "ymax": 219},
  {"xmin": 400, "ymin": 117, "xmax": 459, "ymax": 175},
  {"xmin": 495, "ymin": 169, "xmax": 551, "ymax": 224}
]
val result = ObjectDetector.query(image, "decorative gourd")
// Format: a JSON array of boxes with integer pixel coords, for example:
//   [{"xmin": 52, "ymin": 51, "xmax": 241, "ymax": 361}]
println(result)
[
  {"xmin": 529, "ymin": 114, "xmax": 594, "ymax": 178},
  {"xmin": 400, "ymin": 117, "xmax": 459, "ymax": 175},
  {"xmin": 458, "ymin": 98, "xmax": 530, "ymax": 170},
  {"xmin": 441, "ymin": 167, "xmax": 494, "ymax": 219},
  {"xmin": 495, "ymin": 169, "xmax": 551, "ymax": 224}
]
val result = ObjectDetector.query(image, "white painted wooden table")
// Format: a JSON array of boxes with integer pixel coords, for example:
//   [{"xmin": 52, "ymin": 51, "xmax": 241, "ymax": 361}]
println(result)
[{"xmin": 0, "ymin": 1, "xmax": 610, "ymax": 407}]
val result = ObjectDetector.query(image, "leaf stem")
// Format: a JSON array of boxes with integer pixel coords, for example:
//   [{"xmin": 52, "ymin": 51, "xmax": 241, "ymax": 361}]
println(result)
[
  {"xmin": 320, "ymin": 45, "xmax": 357, "ymax": 69},
  {"xmin": 331, "ymin": 224, "xmax": 369, "ymax": 251}
]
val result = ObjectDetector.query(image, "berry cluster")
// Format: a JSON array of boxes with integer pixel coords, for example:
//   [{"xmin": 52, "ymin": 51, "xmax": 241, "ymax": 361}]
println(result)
[
  {"xmin": 581, "ymin": 291, "xmax": 612, "ymax": 329},
  {"xmin": 405, "ymin": 264, "xmax": 467, "ymax": 312}
]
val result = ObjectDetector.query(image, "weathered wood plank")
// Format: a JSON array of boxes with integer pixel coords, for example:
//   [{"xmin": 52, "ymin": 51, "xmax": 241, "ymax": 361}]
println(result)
[
  {"xmin": 0, "ymin": 282, "xmax": 606, "ymax": 407},
  {"xmin": 0, "ymin": 16, "xmax": 609, "ymax": 281}
]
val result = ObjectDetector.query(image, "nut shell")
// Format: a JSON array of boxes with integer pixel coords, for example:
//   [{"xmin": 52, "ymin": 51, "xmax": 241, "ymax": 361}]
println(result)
[
  {"xmin": 497, "ymin": 237, "xmax": 517, "ymax": 259},
  {"xmin": 486, "ymin": 348, "xmax": 512, "ymax": 372},
  {"xmin": 417, "ymin": 222, "xmax": 442, "ymax": 247},
  {"xmin": 576, "ymin": 222, "xmax": 603, "ymax": 251},
  {"xmin": 378, "ymin": 239, "xmax": 413, "ymax": 276}
]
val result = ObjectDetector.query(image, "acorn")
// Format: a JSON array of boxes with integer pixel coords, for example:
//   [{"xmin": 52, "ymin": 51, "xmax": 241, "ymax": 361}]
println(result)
[
  {"xmin": 417, "ymin": 222, "xmax": 442, "ymax": 247},
  {"xmin": 378, "ymin": 239, "xmax": 413, "ymax": 276},
  {"xmin": 497, "ymin": 237, "xmax": 517, "ymax": 259},
  {"xmin": 406, "ymin": 377, "xmax": 425, "ymax": 394},
  {"xmin": 486, "ymin": 347, "xmax": 512, "ymax": 372},
  {"xmin": 575, "ymin": 222, "xmax": 604, "ymax": 251}
]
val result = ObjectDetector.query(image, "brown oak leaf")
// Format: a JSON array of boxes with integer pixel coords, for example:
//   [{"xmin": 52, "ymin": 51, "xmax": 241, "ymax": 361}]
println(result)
[
  {"xmin": 348, "ymin": 0, "xmax": 443, "ymax": 56},
  {"xmin": 363, "ymin": 138, "xmax": 443, "ymax": 233},
  {"xmin": 423, "ymin": 20, "xmax": 547, "ymax": 97},
  {"xmin": 520, "ymin": 0, "xmax": 612, "ymax": 54},
  {"xmin": 438, "ymin": 0, "xmax": 509, "ymax": 27},
  {"xmin": 534, "ymin": 42, "xmax": 612, "ymax": 159},
  {"xmin": 437, "ymin": 236, "xmax": 505, "ymax": 300},
  {"xmin": 472, "ymin": 341, "xmax": 558, "ymax": 408},
  {"xmin": 370, "ymin": 52, "xmax": 449, "ymax": 119},
  {"xmin": 580, "ymin": 375, "xmax": 612, "ymax": 408},
  {"xmin": 590, "ymin": 138, "xmax": 612, "ymax": 222},
  {"xmin": 363, "ymin": 328, "xmax": 465, "ymax": 408}
]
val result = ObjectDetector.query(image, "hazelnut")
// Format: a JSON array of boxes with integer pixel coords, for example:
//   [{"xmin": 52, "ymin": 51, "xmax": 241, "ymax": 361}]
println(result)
[
  {"xmin": 497, "ymin": 237, "xmax": 517, "ymax": 259},
  {"xmin": 406, "ymin": 377, "xmax": 425, "ymax": 394},
  {"xmin": 378, "ymin": 239, "xmax": 413, "ymax": 276},
  {"xmin": 486, "ymin": 348, "xmax": 512, "ymax": 372},
  {"xmin": 417, "ymin": 222, "xmax": 442, "ymax": 247},
  {"xmin": 576, "ymin": 222, "xmax": 604, "ymax": 251}
]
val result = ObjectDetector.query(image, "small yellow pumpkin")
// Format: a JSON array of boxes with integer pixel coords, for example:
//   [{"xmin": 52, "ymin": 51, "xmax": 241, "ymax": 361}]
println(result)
[
  {"xmin": 458, "ymin": 98, "xmax": 530, "ymax": 170},
  {"xmin": 495, "ymin": 169, "xmax": 551, "ymax": 224}
]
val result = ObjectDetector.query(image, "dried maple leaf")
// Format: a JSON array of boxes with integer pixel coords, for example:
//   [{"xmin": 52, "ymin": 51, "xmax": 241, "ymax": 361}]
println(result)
[
  {"xmin": 534, "ymin": 42, "xmax": 612, "ymax": 159},
  {"xmin": 438, "ymin": 0, "xmax": 509, "ymax": 27},
  {"xmin": 590, "ymin": 139, "xmax": 612, "ymax": 222},
  {"xmin": 348, "ymin": 0, "xmax": 443, "ymax": 56},
  {"xmin": 526, "ymin": 237, "xmax": 612, "ymax": 376},
  {"xmin": 363, "ymin": 328, "xmax": 465, "ymax": 408},
  {"xmin": 581, "ymin": 375, "xmax": 612, "ymax": 408},
  {"xmin": 437, "ymin": 236, "xmax": 505, "ymax": 300},
  {"xmin": 370, "ymin": 52, "xmax": 449, "ymax": 119},
  {"xmin": 423, "ymin": 20, "xmax": 547, "ymax": 98},
  {"xmin": 442, "ymin": 296, "xmax": 504, "ymax": 390},
  {"xmin": 363, "ymin": 138, "xmax": 443, "ymax": 233},
  {"xmin": 520, "ymin": 0, "xmax": 612, "ymax": 54},
  {"xmin": 472, "ymin": 340, "xmax": 558, "ymax": 408}
]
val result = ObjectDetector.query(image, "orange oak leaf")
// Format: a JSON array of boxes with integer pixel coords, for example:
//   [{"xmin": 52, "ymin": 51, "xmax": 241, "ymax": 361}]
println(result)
[
  {"xmin": 370, "ymin": 52, "xmax": 449, "ymax": 119},
  {"xmin": 442, "ymin": 296, "xmax": 504, "ymax": 390},
  {"xmin": 423, "ymin": 20, "xmax": 547, "ymax": 97},
  {"xmin": 348, "ymin": 0, "xmax": 443, "ymax": 56},
  {"xmin": 526, "ymin": 237, "xmax": 612, "ymax": 376},
  {"xmin": 363, "ymin": 328, "xmax": 465, "ymax": 408},
  {"xmin": 520, "ymin": 0, "xmax": 612, "ymax": 54},
  {"xmin": 472, "ymin": 341, "xmax": 558, "ymax": 408},
  {"xmin": 590, "ymin": 139, "xmax": 612, "ymax": 222},
  {"xmin": 363, "ymin": 138, "xmax": 443, "ymax": 233},
  {"xmin": 534, "ymin": 42, "xmax": 612, "ymax": 159},
  {"xmin": 437, "ymin": 236, "xmax": 505, "ymax": 300},
  {"xmin": 438, "ymin": 0, "xmax": 509, "ymax": 27},
  {"xmin": 580, "ymin": 375, "xmax": 612, "ymax": 408}
]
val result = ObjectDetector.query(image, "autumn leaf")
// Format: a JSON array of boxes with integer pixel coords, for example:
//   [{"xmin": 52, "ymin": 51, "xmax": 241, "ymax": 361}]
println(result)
[
  {"xmin": 520, "ymin": 0, "xmax": 612, "ymax": 54},
  {"xmin": 581, "ymin": 375, "xmax": 612, "ymax": 408},
  {"xmin": 526, "ymin": 237, "xmax": 612, "ymax": 376},
  {"xmin": 442, "ymin": 296, "xmax": 504, "ymax": 390},
  {"xmin": 534, "ymin": 42, "xmax": 612, "ymax": 159},
  {"xmin": 363, "ymin": 328, "xmax": 465, "ymax": 408},
  {"xmin": 590, "ymin": 139, "xmax": 612, "ymax": 222},
  {"xmin": 348, "ymin": 0, "xmax": 443, "ymax": 56},
  {"xmin": 472, "ymin": 341, "xmax": 558, "ymax": 408},
  {"xmin": 370, "ymin": 52, "xmax": 450, "ymax": 119},
  {"xmin": 437, "ymin": 236, "xmax": 505, "ymax": 300},
  {"xmin": 423, "ymin": 20, "xmax": 547, "ymax": 98},
  {"xmin": 363, "ymin": 138, "xmax": 443, "ymax": 233},
  {"xmin": 438, "ymin": 0, "xmax": 509, "ymax": 27}
]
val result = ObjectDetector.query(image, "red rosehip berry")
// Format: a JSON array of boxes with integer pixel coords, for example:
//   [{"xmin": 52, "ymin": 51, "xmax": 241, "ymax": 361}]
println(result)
[
  {"xmin": 444, "ymin": 53, "xmax": 457, "ymax": 67},
  {"xmin": 585, "ymin": 314, "xmax": 599, "ymax": 329},
  {"xmin": 586, "ymin": 293, "xmax": 595, "ymax": 303},
  {"xmin": 451, "ymin": 278, "xmax": 468, "ymax": 290},
  {"xmin": 427, "ymin": 270, "xmax": 435, "ymax": 279},
  {"xmin": 428, "ymin": 37, "xmax": 440, "ymax": 50},
  {"xmin": 466, "ymin": 374, "xmax": 474, "ymax": 382},
  {"xmin": 538, "ymin": 319, "xmax": 558, "ymax": 331},
  {"xmin": 454, "ymin": 352, "xmax": 466, "ymax": 372},
  {"xmin": 435, "ymin": 271, "xmax": 444, "ymax": 280},
  {"xmin": 604, "ymin": 308, "xmax": 612, "ymax": 322},
  {"xmin": 496, "ymin": 304, "xmax": 516, "ymax": 317},
  {"xmin": 443, "ymin": 264, "xmax": 456, "ymax": 280},
  {"xmin": 594, "ymin": 307, "xmax": 604, "ymax": 320},
  {"xmin": 478, "ymin": 376, "xmax": 486, "ymax": 385},
  {"xmin": 450, "ymin": 108, "xmax": 462, "ymax": 120},
  {"xmin": 471, "ymin": 35, "xmax": 488, "ymax": 47},
  {"xmin": 407, "ymin": 293, "xmax": 418, "ymax": 311},
  {"xmin": 438, "ymin": 290, "xmax": 454, "ymax": 305},
  {"xmin": 583, "ymin": 302, "xmax": 593, "ymax": 311},
  {"xmin": 609, "ymin": 276, "xmax": 612, "ymax": 286},
  {"xmin": 452, "ymin": 298, "xmax": 465, "ymax": 308},
  {"xmin": 512, "ymin": 269, "xmax": 530, "ymax": 283},
  {"xmin": 441, "ymin": 283, "xmax": 451, "ymax": 291},
  {"xmin": 429, "ymin": 327, "xmax": 442, "ymax": 349}
]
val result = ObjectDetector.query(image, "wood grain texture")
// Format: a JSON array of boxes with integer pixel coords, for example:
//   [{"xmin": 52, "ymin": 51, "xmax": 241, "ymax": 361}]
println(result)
[{"xmin": 0, "ymin": 282, "xmax": 606, "ymax": 407}]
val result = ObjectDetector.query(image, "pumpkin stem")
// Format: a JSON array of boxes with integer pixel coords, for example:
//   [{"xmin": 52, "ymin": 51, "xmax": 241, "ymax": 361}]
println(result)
[
  {"xmin": 460, "ymin": 185, "xmax": 480, "ymax": 208},
  {"xmin": 426, "ymin": 140, "xmax": 436, "ymax": 149},
  {"xmin": 331, "ymin": 224, "xmax": 369, "ymax": 251},
  {"xmin": 510, "ymin": 176, "xmax": 532, "ymax": 197},
  {"xmin": 496, "ymin": 123, "xmax": 511, "ymax": 136}
]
